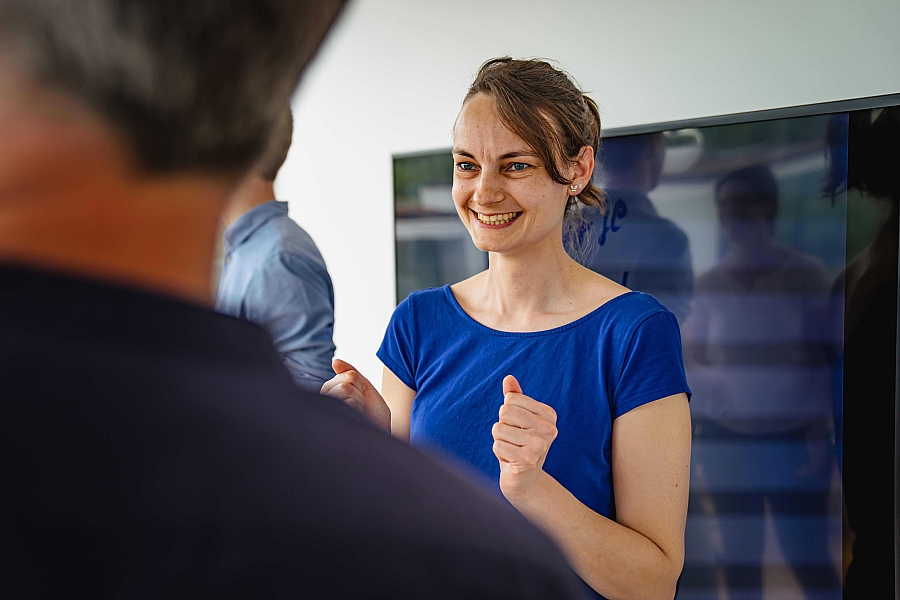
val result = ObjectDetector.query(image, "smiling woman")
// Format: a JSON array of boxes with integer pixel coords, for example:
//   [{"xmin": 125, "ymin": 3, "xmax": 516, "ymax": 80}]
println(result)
[
  {"xmin": 453, "ymin": 57, "xmax": 606, "ymax": 263},
  {"xmin": 451, "ymin": 92, "xmax": 591, "ymax": 260},
  {"xmin": 322, "ymin": 58, "xmax": 692, "ymax": 600}
]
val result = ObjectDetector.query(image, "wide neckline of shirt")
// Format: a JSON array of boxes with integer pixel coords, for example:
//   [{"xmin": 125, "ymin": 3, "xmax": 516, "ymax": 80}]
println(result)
[
  {"xmin": 441, "ymin": 284, "xmax": 638, "ymax": 338},
  {"xmin": 224, "ymin": 200, "xmax": 286, "ymax": 250}
]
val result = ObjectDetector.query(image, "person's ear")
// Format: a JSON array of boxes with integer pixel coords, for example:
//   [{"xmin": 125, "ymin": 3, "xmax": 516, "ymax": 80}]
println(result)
[{"xmin": 570, "ymin": 145, "xmax": 595, "ymax": 190}]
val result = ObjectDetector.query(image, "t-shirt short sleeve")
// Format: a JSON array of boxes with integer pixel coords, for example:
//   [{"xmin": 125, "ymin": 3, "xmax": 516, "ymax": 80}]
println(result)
[
  {"xmin": 377, "ymin": 296, "xmax": 417, "ymax": 391},
  {"xmin": 613, "ymin": 310, "xmax": 691, "ymax": 419}
]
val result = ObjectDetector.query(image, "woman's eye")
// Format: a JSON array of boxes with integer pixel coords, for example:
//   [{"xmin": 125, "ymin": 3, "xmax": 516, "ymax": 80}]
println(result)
[
  {"xmin": 456, "ymin": 162, "xmax": 477, "ymax": 171},
  {"xmin": 507, "ymin": 162, "xmax": 530, "ymax": 172}
]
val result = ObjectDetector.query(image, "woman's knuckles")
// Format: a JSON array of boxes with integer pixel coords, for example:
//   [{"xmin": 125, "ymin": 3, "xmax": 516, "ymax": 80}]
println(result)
[
  {"xmin": 492, "ymin": 440, "xmax": 506, "ymax": 458},
  {"xmin": 542, "ymin": 406, "xmax": 558, "ymax": 424},
  {"xmin": 538, "ymin": 422, "xmax": 557, "ymax": 439}
]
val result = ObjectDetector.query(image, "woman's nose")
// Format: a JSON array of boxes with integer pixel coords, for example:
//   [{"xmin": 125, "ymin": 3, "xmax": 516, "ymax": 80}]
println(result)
[{"xmin": 473, "ymin": 172, "xmax": 503, "ymax": 205}]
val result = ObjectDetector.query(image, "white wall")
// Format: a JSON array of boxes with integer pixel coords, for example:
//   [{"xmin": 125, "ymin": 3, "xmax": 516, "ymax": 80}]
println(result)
[{"xmin": 277, "ymin": 0, "xmax": 900, "ymax": 387}]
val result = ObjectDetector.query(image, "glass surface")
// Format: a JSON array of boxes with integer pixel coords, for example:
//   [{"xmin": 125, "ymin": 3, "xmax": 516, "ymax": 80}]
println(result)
[
  {"xmin": 393, "ymin": 153, "xmax": 487, "ymax": 302},
  {"xmin": 392, "ymin": 104, "xmax": 900, "ymax": 598}
]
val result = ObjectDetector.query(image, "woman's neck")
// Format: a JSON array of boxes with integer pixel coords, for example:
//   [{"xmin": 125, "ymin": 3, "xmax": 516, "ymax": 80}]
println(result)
[{"xmin": 480, "ymin": 234, "xmax": 583, "ymax": 320}]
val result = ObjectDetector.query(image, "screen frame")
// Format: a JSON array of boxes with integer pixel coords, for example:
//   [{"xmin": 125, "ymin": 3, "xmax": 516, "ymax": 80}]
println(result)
[
  {"xmin": 392, "ymin": 93, "xmax": 900, "ymax": 158},
  {"xmin": 601, "ymin": 92, "xmax": 900, "ymax": 138}
]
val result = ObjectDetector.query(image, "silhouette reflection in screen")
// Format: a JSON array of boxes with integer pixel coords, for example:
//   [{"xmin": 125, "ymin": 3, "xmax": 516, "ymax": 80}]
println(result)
[
  {"xmin": 827, "ymin": 107, "xmax": 900, "ymax": 597},
  {"xmin": 683, "ymin": 164, "xmax": 840, "ymax": 597},
  {"xmin": 583, "ymin": 133, "xmax": 694, "ymax": 322}
]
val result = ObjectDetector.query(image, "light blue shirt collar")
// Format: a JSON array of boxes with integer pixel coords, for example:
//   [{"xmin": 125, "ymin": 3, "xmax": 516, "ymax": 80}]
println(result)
[{"xmin": 224, "ymin": 200, "xmax": 287, "ymax": 251}]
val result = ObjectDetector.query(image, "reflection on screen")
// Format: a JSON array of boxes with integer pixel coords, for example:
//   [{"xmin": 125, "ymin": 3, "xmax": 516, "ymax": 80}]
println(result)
[{"xmin": 587, "ymin": 118, "xmax": 846, "ymax": 599}]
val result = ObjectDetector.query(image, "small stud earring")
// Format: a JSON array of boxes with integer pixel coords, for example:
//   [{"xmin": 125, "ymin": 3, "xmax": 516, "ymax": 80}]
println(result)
[{"xmin": 569, "ymin": 184, "xmax": 580, "ymax": 193}]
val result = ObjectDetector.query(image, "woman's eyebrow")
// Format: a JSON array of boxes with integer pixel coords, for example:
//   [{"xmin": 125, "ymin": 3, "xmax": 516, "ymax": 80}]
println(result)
[
  {"xmin": 499, "ymin": 150, "xmax": 539, "ymax": 160},
  {"xmin": 451, "ymin": 149, "xmax": 539, "ymax": 160}
]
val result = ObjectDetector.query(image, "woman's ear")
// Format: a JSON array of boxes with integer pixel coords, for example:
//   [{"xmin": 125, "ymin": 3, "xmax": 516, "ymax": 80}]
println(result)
[{"xmin": 571, "ymin": 145, "xmax": 595, "ymax": 189}]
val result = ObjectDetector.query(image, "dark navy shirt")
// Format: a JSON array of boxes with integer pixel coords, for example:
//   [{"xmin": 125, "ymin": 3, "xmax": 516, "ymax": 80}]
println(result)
[
  {"xmin": 0, "ymin": 264, "xmax": 589, "ymax": 599},
  {"xmin": 378, "ymin": 286, "xmax": 691, "ymax": 519},
  {"xmin": 217, "ymin": 200, "xmax": 335, "ymax": 390}
]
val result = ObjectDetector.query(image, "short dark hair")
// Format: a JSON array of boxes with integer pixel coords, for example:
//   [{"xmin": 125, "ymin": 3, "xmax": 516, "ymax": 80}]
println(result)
[
  {"xmin": 463, "ymin": 57, "xmax": 605, "ymax": 213},
  {"xmin": 256, "ymin": 106, "xmax": 293, "ymax": 182},
  {"xmin": 0, "ymin": 0, "xmax": 345, "ymax": 175},
  {"xmin": 715, "ymin": 164, "xmax": 779, "ymax": 222},
  {"xmin": 600, "ymin": 132, "xmax": 664, "ymax": 177}
]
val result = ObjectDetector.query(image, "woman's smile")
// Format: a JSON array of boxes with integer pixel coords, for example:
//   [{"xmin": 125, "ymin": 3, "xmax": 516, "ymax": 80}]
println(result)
[{"xmin": 472, "ymin": 209, "xmax": 522, "ymax": 228}]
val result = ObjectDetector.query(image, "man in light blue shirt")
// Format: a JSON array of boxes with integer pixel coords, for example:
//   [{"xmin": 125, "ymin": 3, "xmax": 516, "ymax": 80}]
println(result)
[{"xmin": 217, "ymin": 108, "xmax": 335, "ymax": 390}]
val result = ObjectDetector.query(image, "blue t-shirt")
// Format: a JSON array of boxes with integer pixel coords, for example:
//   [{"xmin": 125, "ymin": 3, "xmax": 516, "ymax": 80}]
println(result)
[{"xmin": 377, "ymin": 285, "xmax": 690, "ymax": 520}]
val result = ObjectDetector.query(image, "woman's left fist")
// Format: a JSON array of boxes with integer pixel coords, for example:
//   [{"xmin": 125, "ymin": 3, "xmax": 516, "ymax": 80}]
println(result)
[{"xmin": 491, "ymin": 374, "xmax": 557, "ymax": 502}]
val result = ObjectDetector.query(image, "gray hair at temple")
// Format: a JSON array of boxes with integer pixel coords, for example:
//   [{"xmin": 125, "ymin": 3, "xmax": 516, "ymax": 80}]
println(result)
[{"xmin": 0, "ymin": 0, "xmax": 345, "ymax": 174}]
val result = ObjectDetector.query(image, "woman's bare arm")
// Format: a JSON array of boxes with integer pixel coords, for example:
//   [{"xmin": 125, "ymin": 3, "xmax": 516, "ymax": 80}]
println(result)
[
  {"xmin": 381, "ymin": 366, "xmax": 415, "ymax": 441},
  {"xmin": 494, "ymin": 387, "xmax": 691, "ymax": 600}
]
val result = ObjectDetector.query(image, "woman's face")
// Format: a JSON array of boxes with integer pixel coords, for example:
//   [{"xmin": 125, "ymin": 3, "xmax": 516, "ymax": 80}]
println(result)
[{"xmin": 451, "ymin": 94, "xmax": 570, "ymax": 256}]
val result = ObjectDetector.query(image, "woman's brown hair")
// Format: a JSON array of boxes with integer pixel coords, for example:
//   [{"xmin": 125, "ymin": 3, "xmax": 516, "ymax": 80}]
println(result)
[
  {"xmin": 463, "ymin": 57, "xmax": 605, "ymax": 261},
  {"xmin": 463, "ymin": 57, "xmax": 605, "ymax": 213}
]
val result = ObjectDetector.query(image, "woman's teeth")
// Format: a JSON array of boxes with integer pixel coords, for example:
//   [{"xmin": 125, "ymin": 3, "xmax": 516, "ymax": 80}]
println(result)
[{"xmin": 477, "ymin": 211, "xmax": 520, "ymax": 225}]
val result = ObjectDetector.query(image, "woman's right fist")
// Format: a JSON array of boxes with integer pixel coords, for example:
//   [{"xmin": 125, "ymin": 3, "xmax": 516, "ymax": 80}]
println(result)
[{"xmin": 320, "ymin": 359, "xmax": 391, "ymax": 433}]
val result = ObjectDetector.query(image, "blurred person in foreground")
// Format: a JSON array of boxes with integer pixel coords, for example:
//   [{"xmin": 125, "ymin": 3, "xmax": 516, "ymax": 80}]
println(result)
[
  {"xmin": 218, "ymin": 107, "xmax": 335, "ymax": 391},
  {"xmin": 0, "ymin": 2, "xmax": 586, "ymax": 598}
]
